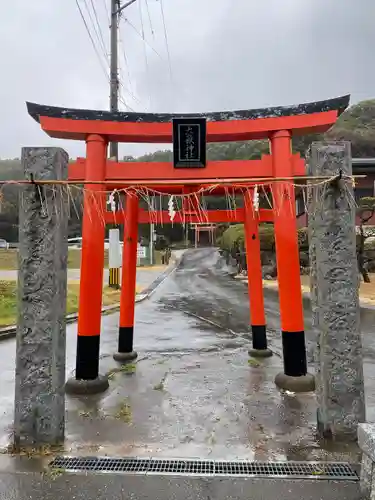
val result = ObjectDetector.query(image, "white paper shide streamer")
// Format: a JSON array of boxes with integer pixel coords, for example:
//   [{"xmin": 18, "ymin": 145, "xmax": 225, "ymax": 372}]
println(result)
[
  {"xmin": 168, "ymin": 195, "xmax": 176, "ymax": 222},
  {"xmin": 253, "ymin": 185, "xmax": 259, "ymax": 212},
  {"xmin": 107, "ymin": 189, "xmax": 117, "ymax": 213}
]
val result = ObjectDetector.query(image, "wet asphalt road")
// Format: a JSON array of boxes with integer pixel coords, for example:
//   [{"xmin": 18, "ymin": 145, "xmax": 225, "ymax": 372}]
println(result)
[
  {"xmin": 0, "ymin": 247, "xmax": 367, "ymax": 462},
  {"xmin": 0, "ymin": 248, "xmax": 366, "ymax": 498}
]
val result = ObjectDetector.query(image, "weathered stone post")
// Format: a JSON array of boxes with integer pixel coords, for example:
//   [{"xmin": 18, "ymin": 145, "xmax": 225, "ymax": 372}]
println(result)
[
  {"xmin": 13, "ymin": 147, "xmax": 68, "ymax": 450},
  {"xmin": 308, "ymin": 141, "xmax": 365, "ymax": 440}
]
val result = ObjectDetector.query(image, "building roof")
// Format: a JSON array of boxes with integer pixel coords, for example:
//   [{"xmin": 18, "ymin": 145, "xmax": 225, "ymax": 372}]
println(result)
[
  {"xmin": 352, "ymin": 158, "xmax": 375, "ymax": 173},
  {"xmin": 353, "ymin": 158, "xmax": 375, "ymax": 165}
]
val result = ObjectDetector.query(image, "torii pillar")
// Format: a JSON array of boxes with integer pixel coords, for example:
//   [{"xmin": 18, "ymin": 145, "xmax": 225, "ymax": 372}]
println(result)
[
  {"xmin": 271, "ymin": 130, "xmax": 315, "ymax": 393},
  {"xmin": 66, "ymin": 134, "xmax": 109, "ymax": 395}
]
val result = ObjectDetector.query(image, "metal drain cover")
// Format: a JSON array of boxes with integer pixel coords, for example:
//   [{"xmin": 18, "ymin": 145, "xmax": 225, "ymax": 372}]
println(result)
[{"xmin": 49, "ymin": 457, "xmax": 358, "ymax": 480}]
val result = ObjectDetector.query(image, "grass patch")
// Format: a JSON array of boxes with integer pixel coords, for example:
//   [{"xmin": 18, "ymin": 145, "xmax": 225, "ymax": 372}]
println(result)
[
  {"xmin": 0, "ymin": 248, "xmax": 164, "ymax": 270},
  {"xmin": 0, "ymin": 281, "xmax": 138, "ymax": 327},
  {"xmin": 6, "ymin": 443, "xmax": 64, "ymax": 457},
  {"xmin": 114, "ymin": 399, "xmax": 132, "ymax": 423},
  {"xmin": 0, "ymin": 281, "xmax": 17, "ymax": 326},
  {"xmin": 153, "ymin": 371, "xmax": 168, "ymax": 391},
  {"xmin": 45, "ymin": 467, "xmax": 65, "ymax": 481},
  {"xmin": 248, "ymin": 358, "xmax": 261, "ymax": 368},
  {"xmin": 65, "ymin": 285, "xmax": 122, "ymax": 317},
  {"xmin": 0, "ymin": 249, "xmax": 109, "ymax": 270},
  {"xmin": 107, "ymin": 363, "xmax": 136, "ymax": 380}
]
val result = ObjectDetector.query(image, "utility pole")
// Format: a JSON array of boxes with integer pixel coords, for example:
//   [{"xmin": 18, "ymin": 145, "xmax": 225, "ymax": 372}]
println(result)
[
  {"xmin": 109, "ymin": 0, "xmax": 120, "ymax": 160},
  {"xmin": 109, "ymin": 0, "xmax": 138, "ymax": 160},
  {"xmin": 108, "ymin": 0, "xmax": 138, "ymax": 287},
  {"xmin": 150, "ymin": 197, "xmax": 155, "ymax": 265}
]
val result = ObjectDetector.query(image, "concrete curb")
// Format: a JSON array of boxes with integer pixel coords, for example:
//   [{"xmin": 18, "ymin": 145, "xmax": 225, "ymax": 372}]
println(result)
[{"xmin": 0, "ymin": 257, "xmax": 182, "ymax": 342}]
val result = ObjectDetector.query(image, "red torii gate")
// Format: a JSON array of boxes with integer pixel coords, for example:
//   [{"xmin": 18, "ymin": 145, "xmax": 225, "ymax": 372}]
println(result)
[{"xmin": 27, "ymin": 95, "xmax": 349, "ymax": 394}]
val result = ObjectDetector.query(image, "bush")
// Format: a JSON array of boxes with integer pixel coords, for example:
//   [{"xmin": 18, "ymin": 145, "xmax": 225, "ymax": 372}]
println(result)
[
  {"xmin": 219, "ymin": 224, "xmax": 245, "ymax": 252},
  {"xmin": 219, "ymin": 223, "xmax": 308, "ymax": 252},
  {"xmin": 259, "ymin": 225, "xmax": 275, "ymax": 251}
]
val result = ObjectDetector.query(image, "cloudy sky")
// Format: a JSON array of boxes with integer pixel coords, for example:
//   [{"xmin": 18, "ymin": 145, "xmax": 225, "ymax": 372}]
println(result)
[{"xmin": 1, "ymin": 0, "xmax": 374, "ymax": 160}]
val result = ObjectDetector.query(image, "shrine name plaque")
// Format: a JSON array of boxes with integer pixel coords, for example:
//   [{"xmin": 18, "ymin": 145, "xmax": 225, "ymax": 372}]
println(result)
[{"xmin": 172, "ymin": 117, "xmax": 207, "ymax": 168}]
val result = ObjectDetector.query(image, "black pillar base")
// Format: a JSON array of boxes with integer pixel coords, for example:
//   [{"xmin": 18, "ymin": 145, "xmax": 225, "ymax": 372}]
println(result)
[
  {"xmin": 275, "ymin": 372, "xmax": 315, "ymax": 393},
  {"xmin": 249, "ymin": 348, "xmax": 273, "ymax": 358},
  {"xmin": 65, "ymin": 375, "xmax": 109, "ymax": 395},
  {"xmin": 275, "ymin": 330, "xmax": 315, "ymax": 393},
  {"xmin": 75, "ymin": 334, "xmax": 100, "ymax": 380},
  {"xmin": 114, "ymin": 326, "xmax": 138, "ymax": 362},
  {"xmin": 281, "ymin": 330, "xmax": 307, "ymax": 377},
  {"xmin": 251, "ymin": 325, "xmax": 269, "ymax": 351},
  {"xmin": 66, "ymin": 335, "xmax": 109, "ymax": 395},
  {"xmin": 113, "ymin": 351, "xmax": 138, "ymax": 362}
]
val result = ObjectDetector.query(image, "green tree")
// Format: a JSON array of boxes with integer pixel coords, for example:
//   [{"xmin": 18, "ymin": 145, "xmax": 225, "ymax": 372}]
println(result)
[{"xmin": 357, "ymin": 196, "xmax": 375, "ymax": 283}]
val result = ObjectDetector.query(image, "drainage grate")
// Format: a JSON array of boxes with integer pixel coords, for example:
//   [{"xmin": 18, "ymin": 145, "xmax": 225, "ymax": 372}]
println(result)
[{"xmin": 49, "ymin": 457, "xmax": 358, "ymax": 480}]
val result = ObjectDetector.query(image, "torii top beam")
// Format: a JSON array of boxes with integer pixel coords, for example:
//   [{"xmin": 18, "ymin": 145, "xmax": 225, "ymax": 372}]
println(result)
[{"xmin": 26, "ymin": 95, "xmax": 349, "ymax": 143}]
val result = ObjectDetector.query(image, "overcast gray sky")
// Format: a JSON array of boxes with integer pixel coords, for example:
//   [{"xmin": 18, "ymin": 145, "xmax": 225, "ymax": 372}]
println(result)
[{"xmin": 1, "ymin": 0, "xmax": 374, "ymax": 160}]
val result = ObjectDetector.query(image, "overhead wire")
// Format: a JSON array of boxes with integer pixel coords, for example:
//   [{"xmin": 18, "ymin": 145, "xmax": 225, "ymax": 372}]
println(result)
[
  {"xmin": 74, "ymin": 0, "xmax": 109, "ymax": 80},
  {"xmin": 124, "ymin": 17, "xmax": 164, "ymax": 59},
  {"xmin": 145, "ymin": 0, "xmax": 155, "ymax": 39},
  {"xmin": 89, "ymin": 0, "xmax": 109, "ymax": 56},
  {"xmin": 159, "ymin": 0, "xmax": 173, "ymax": 84},
  {"xmin": 118, "ymin": 34, "xmax": 135, "ymax": 94},
  {"xmin": 82, "ymin": 0, "xmax": 108, "ymax": 61},
  {"xmin": 75, "ymin": 0, "xmax": 137, "ymax": 113},
  {"xmin": 118, "ymin": 26, "xmax": 143, "ymax": 108},
  {"xmin": 101, "ymin": 0, "xmax": 110, "ymax": 24},
  {"xmin": 138, "ymin": 0, "xmax": 151, "ymax": 109}
]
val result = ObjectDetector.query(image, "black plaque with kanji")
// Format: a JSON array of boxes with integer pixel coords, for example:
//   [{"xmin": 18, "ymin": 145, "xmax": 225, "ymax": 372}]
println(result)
[{"xmin": 172, "ymin": 117, "xmax": 207, "ymax": 168}]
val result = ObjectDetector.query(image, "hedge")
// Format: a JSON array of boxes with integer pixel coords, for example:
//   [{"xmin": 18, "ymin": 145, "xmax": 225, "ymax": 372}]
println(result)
[{"xmin": 218, "ymin": 224, "xmax": 309, "ymax": 252}]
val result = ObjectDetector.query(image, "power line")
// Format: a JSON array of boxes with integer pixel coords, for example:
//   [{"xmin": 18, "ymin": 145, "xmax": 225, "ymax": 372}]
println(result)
[
  {"xmin": 118, "ymin": 33, "xmax": 134, "ymax": 92},
  {"xmin": 124, "ymin": 17, "xmax": 163, "ymax": 59},
  {"xmin": 145, "ymin": 0, "xmax": 155, "ymax": 39},
  {"xmin": 82, "ymin": 0, "xmax": 108, "ymax": 61},
  {"xmin": 138, "ymin": 0, "xmax": 151, "ymax": 109},
  {"xmin": 101, "ymin": 0, "xmax": 110, "ymax": 23},
  {"xmin": 89, "ymin": 0, "xmax": 108, "ymax": 56},
  {"xmin": 75, "ymin": 0, "xmax": 109, "ymax": 80},
  {"xmin": 159, "ymin": 0, "xmax": 173, "ymax": 83}
]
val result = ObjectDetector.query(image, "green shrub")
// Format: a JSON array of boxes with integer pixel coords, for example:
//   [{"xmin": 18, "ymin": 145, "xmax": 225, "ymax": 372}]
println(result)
[
  {"xmin": 219, "ymin": 224, "xmax": 309, "ymax": 252},
  {"xmin": 258, "ymin": 225, "xmax": 275, "ymax": 251},
  {"xmin": 219, "ymin": 224, "xmax": 244, "ymax": 251}
]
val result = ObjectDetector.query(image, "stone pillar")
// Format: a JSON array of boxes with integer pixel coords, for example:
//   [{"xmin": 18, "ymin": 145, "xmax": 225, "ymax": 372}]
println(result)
[
  {"xmin": 308, "ymin": 141, "xmax": 365, "ymax": 440},
  {"xmin": 358, "ymin": 424, "xmax": 375, "ymax": 499},
  {"xmin": 14, "ymin": 147, "xmax": 69, "ymax": 450}
]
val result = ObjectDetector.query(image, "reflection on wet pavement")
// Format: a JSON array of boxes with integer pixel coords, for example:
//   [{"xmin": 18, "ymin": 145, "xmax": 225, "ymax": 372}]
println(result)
[{"xmin": 0, "ymin": 249, "xmax": 368, "ymax": 463}]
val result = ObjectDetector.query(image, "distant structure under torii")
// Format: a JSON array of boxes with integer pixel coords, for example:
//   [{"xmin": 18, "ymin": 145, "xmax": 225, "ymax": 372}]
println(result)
[{"xmin": 191, "ymin": 223, "xmax": 216, "ymax": 248}]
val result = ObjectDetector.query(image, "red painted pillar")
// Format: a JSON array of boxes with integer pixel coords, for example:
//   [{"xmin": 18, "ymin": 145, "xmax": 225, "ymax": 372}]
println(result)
[
  {"xmin": 66, "ymin": 134, "xmax": 108, "ymax": 395},
  {"xmin": 244, "ymin": 191, "xmax": 272, "ymax": 358},
  {"xmin": 114, "ymin": 192, "xmax": 139, "ymax": 362},
  {"xmin": 271, "ymin": 130, "xmax": 314, "ymax": 392}
]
